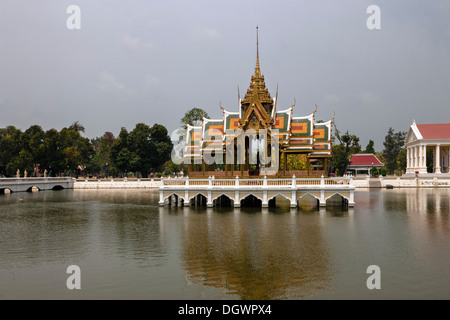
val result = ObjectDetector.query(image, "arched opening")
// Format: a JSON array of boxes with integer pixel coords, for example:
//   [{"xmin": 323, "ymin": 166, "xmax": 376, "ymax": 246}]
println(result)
[
  {"xmin": 52, "ymin": 185, "xmax": 65, "ymax": 190},
  {"xmin": 166, "ymin": 193, "xmax": 184, "ymax": 207},
  {"xmin": 240, "ymin": 194, "xmax": 262, "ymax": 207},
  {"xmin": 0, "ymin": 188, "xmax": 10, "ymax": 195},
  {"xmin": 298, "ymin": 193, "xmax": 319, "ymax": 211},
  {"xmin": 213, "ymin": 194, "xmax": 233, "ymax": 207},
  {"xmin": 190, "ymin": 194, "xmax": 207, "ymax": 207},
  {"xmin": 326, "ymin": 193, "xmax": 348, "ymax": 207},
  {"xmin": 26, "ymin": 186, "xmax": 40, "ymax": 193},
  {"xmin": 268, "ymin": 194, "xmax": 291, "ymax": 208}
]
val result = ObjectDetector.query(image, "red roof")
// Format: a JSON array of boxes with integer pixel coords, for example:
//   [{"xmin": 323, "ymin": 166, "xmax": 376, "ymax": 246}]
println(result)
[
  {"xmin": 349, "ymin": 154, "xmax": 383, "ymax": 166},
  {"xmin": 416, "ymin": 124, "xmax": 450, "ymax": 139}
]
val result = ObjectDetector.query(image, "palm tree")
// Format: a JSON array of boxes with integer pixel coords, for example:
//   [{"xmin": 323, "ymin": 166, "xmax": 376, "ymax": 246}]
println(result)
[{"xmin": 69, "ymin": 121, "xmax": 85, "ymax": 133}]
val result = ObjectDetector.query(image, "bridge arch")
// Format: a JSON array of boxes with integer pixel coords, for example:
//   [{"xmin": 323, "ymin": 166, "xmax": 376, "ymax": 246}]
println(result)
[
  {"xmin": 325, "ymin": 192, "xmax": 349, "ymax": 206},
  {"xmin": 240, "ymin": 194, "xmax": 262, "ymax": 207},
  {"xmin": 52, "ymin": 185, "xmax": 65, "ymax": 190},
  {"xmin": 212, "ymin": 194, "xmax": 234, "ymax": 207},
  {"xmin": 267, "ymin": 193, "xmax": 291, "ymax": 202},
  {"xmin": 26, "ymin": 186, "xmax": 40, "ymax": 192},
  {"xmin": 188, "ymin": 192, "xmax": 207, "ymax": 201},
  {"xmin": 163, "ymin": 192, "xmax": 185, "ymax": 202},
  {"xmin": 325, "ymin": 192, "xmax": 349, "ymax": 202},
  {"xmin": 0, "ymin": 188, "xmax": 12, "ymax": 194},
  {"xmin": 163, "ymin": 192, "xmax": 186, "ymax": 206},
  {"xmin": 297, "ymin": 193, "xmax": 320, "ymax": 208},
  {"xmin": 189, "ymin": 193, "xmax": 207, "ymax": 206}
]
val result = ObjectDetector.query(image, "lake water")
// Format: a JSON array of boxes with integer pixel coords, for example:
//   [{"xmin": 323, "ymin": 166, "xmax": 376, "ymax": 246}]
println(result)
[{"xmin": 0, "ymin": 188, "xmax": 449, "ymax": 300}]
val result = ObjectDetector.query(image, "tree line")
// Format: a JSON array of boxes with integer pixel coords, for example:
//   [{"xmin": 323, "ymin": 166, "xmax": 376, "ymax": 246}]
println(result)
[
  {"xmin": 0, "ymin": 108, "xmax": 411, "ymax": 178},
  {"xmin": 330, "ymin": 125, "xmax": 407, "ymax": 176},
  {"xmin": 0, "ymin": 122, "xmax": 173, "ymax": 178}
]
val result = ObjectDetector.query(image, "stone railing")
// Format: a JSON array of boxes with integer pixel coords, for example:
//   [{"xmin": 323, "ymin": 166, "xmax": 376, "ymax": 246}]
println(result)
[{"xmin": 160, "ymin": 175, "xmax": 353, "ymax": 188}]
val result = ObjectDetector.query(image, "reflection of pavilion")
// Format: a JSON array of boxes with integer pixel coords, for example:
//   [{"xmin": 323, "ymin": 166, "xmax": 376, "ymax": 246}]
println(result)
[
  {"xmin": 406, "ymin": 121, "xmax": 450, "ymax": 174},
  {"xmin": 183, "ymin": 28, "xmax": 334, "ymax": 178},
  {"xmin": 180, "ymin": 208, "xmax": 332, "ymax": 299}
]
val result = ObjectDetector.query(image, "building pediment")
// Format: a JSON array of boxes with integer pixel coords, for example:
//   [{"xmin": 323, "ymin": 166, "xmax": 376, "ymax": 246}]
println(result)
[{"xmin": 406, "ymin": 128, "xmax": 418, "ymax": 144}]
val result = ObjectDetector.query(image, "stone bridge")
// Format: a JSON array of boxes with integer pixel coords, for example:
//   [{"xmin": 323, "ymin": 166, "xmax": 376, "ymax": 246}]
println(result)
[
  {"xmin": 159, "ymin": 175, "xmax": 355, "ymax": 208},
  {"xmin": 0, "ymin": 177, "xmax": 74, "ymax": 194}
]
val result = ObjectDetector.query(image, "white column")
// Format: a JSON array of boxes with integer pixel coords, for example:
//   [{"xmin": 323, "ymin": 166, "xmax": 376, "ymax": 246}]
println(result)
[
  {"xmin": 410, "ymin": 147, "xmax": 413, "ymax": 172},
  {"xmin": 423, "ymin": 145, "xmax": 427, "ymax": 173},
  {"xmin": 416, "ymin": 146, "xmax": 419, "ymax": 171},
  {"xmin": 413, "ymin": 146, "xmax": 417, "ymax": 170},
  {"xmin": 406, "ymin": 147, "xmax": 409, "ymax": 172},
  {"xmin": 436, "ymin": 144, "xmax": 441, "ymax": 173},
  {"xmin": 418, "ymin": 144, "xmax": 427, "ymax": 173},
  {"xmin": 419, "ymin": 145, "xmax": 423, "ymax": 172}
]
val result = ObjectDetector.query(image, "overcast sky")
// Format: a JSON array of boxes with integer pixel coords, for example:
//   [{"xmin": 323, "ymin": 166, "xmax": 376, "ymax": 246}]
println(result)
[{"xmin": 1, "ymin": 0, "xmax": 450, "ymax": 151}]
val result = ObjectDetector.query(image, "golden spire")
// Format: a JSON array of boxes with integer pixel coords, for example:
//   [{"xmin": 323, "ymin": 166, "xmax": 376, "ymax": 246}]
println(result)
[{"xmin": 256, "ymin": 26, "xmax": 260, "ymax": 74}]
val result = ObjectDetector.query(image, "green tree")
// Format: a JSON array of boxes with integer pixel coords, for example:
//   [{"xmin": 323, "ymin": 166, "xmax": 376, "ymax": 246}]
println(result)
[
  {"xmin": 396, "ymin": 148, "xmax": 407, "ymax": 174},
  {"xmin": 382, "ymin": 127, "xmax": 406, "ymax": 174},
  {"xmin": 364, "ymin": 140, "xmax": 375, "ymax": 154},
  {"xmin": 371, "ymin": 166, "xmax": 379, "ymax": 178},
  {"xmin": 110, "ymin": 124, "xmax": 173, "ymax": 177},
  {"xmin": 110, "ymin": 128, "xmax": 131, "ymax": 174},
  {"xmin": 0, "ymin": 126, "xmax": 23, "ymax": 176},
  {"xmin": 88, "ymin": 132, "xmax": 116, "ymax": 176},
  {"xmin": 180, "ymin": 107, "xmax": 209, "ymax": 128},
  {"xmin": 330, "ymin": 125, "xmax": 361, "ymax": 176}
]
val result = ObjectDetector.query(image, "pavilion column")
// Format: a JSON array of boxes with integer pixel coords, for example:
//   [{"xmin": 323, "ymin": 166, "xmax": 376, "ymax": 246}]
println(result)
[
  {"xmin": 422, "ymin": 145, "xmax": 427, "ymax": 173},
  {"xmin": 415, "ymin": 146, "xmax": 419, "ymax": 171},
  {"xmin": 407, "ymin": 147, "xmax": 411, "ymax": 173},
  {"xmin": 406, "ymin": 147, "xmax": 410, "ymax": 172},
  {"xmin": 418, "ymin": 144, "xmax": 426, "ymax": 173},
  {"xmin": 412, "ymin": 147, "xmax": 416, "ymax": 171},
  {"xmin": 436, "ymin": 144, "xmax": 441, "ymax": 173}
]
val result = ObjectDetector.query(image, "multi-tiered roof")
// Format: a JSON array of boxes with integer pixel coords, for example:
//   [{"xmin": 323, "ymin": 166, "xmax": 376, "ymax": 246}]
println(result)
[{"xmin": 184, "ymin": 28, "xmax": 334, "ymax": 171}]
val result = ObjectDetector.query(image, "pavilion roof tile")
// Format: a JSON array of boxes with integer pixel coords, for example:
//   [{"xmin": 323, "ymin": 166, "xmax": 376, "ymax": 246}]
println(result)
[
  {"xmin": 416, "ymin": 124, "xmax": 450, "ymax": 139},
  {"xmin": 349, "ymin": 154, "xmax": 383, "ymax": 166}
]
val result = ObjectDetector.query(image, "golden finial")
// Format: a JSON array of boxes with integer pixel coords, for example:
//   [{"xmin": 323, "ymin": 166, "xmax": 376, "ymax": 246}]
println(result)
[
  {"xmin": 331, "ymin": 111, "xmax": 335, "ymax": 120},
  {"xmin": 290, "ymin": 98, "xmax": 296, "ymax": 108},
  {"xmin": 255, "ymin": 26, "xmax": 260, "ymax": 74},
  {"xmin": 219, "ymin": 101, "xmax": 224, "ymax": 110},
  {"xmin": 272, "ymin": 83, "xmax": 278, "ymax": 117},
  {"xmin": 314, "ymin": 104, "xmax": 318, "ymax": 114}
]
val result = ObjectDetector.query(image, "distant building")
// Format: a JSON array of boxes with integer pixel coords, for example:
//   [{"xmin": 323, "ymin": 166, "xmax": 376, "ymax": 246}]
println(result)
[
  {"xmin": 347, "ymin": 154, "xmax": 383, "ymax": 176},
  {"xmin": 405, "ymin": 120, "xmax": 450, "ymax": 174}
]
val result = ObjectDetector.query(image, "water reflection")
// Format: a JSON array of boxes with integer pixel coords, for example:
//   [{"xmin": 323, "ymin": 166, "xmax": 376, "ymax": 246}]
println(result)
[
  {"xmin": 0, "ymin": 191, "xmax": 91, "ymax": 268},
  {"xmin": 178, "ymin": 207, "xmax": 333, "ymax": 299},
  {"xmin": 1, "ymin": 188, "xmax": 449, "ymax": 299},
  {"xmin": 384, "ymin": 188, "xmax": 450, "ymax": 234}
]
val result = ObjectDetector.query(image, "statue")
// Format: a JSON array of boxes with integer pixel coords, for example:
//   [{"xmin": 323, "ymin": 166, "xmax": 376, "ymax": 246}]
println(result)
[
  {"xmin": 44, "ymin": 169, "xmax": 47, "ymax": 178},
  {"xmin": 24, "ymin": 170, "xmax": 27, "ymax": 178},
  {"xmin": 16, "ymin": 169, "xmax": 20, "ymax": 178}
]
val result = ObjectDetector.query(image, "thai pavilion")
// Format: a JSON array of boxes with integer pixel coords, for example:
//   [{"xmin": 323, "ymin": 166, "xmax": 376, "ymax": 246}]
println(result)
[{"xmin": 182, "ymin": 29, "xmax": 334, "ymax": 178}]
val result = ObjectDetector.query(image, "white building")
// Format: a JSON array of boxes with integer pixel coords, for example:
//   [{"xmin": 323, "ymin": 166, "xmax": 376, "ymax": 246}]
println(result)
[{"xmin": 405, "ymin": 120, "xmax": 450, "ymax": 174}]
